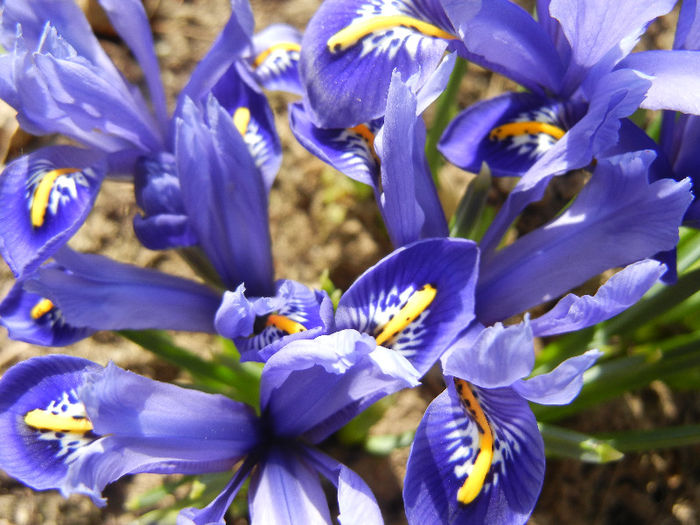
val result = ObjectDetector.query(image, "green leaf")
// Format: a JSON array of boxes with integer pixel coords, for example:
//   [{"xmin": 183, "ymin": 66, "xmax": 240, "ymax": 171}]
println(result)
[
  {"xmin": 539, "ymin": 423, "xmax": 623, "ymax": 463},
  {"xmin": 337, "ymin": 396, "xmax": 393, "ymax": 446},
  {"xmin": 319, "ymin": 268, "xmax": 342, "ymax": 309},
  {"xmin": 533, "ymin": 331, "xmax": 700, "ymax": 421},
  {"xmin": 425, "ymin": 57, "xmax": 468, "ymax": 182},
  {"xmin": 450, "ymin": 163, "xmax": 492, "ymax": 241},
  {"xmin": 596, "ymin": 424, "xmax": 700, "ymax": 453},
  {"xmin": 117, "ymin": 330, "xmax": 262, "ymax": 406},
  {"xmin": 365, "ymin": 430, "xmax": 415, "ymax": 455}
]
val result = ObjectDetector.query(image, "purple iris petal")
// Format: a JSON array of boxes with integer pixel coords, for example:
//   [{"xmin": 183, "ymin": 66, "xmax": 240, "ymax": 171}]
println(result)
[
  {"xmin": 177, "ymin": 0, "xmax": 254, "ymax": 110},
  {"xmin": 675, "ymin": 0, "xmax": 700, "ymax": 50},
  {"xmin": 439, "ymin": 92, "xmax": 586, "ymax": 177},
  {"xmin": 0, "ymin": 146, "xmax": 106, "ymax": 279},
  {"xmin": 289, "ymin": 101, "xmax": 381, "ymax": 187},
  {"xmin": 132, "ymin": 152, "xmax": 198, "ymax": 250},
  {"xmin": 245, "ymin": 24, "xmax": 303, "ymax": 95},
  {"xmin": 513, "ymin": 350, "xmax": 602, "ymax": 405},
  {"xmin": 551, "ymin": 0, "xmax": 676, "ymax": 95},
  {"xmin": 260, "ymin": 330, "xmax": 420, "ymax": 443},
  {"xmin": 0, "ymin": 273, "xmax": 94, "ymax": 346},
  {"xmin": 377, "ymin": 72, "xmax": 447, "ymax": 246},
  {"xmin": 304, "ymin": 447, "xmax": 383, "ymax": 525},
  {"xmin": 443, "ymin": 320, "xmax": 535, "ymax": 389},
  {"xmin": 97, "ymin": 0, "xmax": 168, "ymax": 134},
  {"xmin": 175, "ymin": 96, "xmax": 274, "ymax": 296},
  {"xmin": 178, "ymin": 455, "xmax": 258, "ymax": 525},
  {"xmin": 211, "ymin": 63, "xmax": 282, "ymax": 191},
  {"xmin": 249, "ymin": 446, "xmax": 331, "ymax": 524},
  {"xmin": 477, "ymin": 151, "xmax": 692, "ymax": 324},
  {"xmin": 21, "ymin": 25, "xmax": 162, "ymax": 153},
  {"xmin": 300, "ymin": 0, "xmax": 453, "ymax": 127},
  {"xmin": 403, "ymin": 382, "xmax": 544, "ymax": 525},
  {"xmin": 531, "ymin": 259, "xmax": 664, "ymax": 337},
  {"xmin": 619, "ymin": 50, "xmax": 700, "ymax": 114},
  {"xmin": 24, "ymin": 248, "xmax": 221, "ymax": 333},
  {"xmin": 0, "ymin": 0, "xmax": 120, "ymax": 77},
  {"xmin": 335, "ymin": 238, "xmax": 479, "ymax": 375},
  {"xmin": 0, "ymin": 355, "xmax": 101, "ymax": 493},
  {"xmin": 443, "ymin": 0, "xmax": 564, "ymax": 94},
  {"xmin": 479, "ymin": 68, "xmax": 651, "ymax": 254}
]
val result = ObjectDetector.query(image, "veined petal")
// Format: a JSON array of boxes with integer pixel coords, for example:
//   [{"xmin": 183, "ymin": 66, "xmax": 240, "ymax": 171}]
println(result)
[
  {"xmin": 0, "ymin": 0, "xmax": 120, "ymax": 78},
  {"xmin": 0, "ymin": 356, "xmax": 261, "ymax": 505},
  {"xmin": 335, "ymin": 238, "xmax": 479, "ymax": 375},
  {"xmin": 216, "ymin": 280, "xmax": 333, "ymax": 362},
  {"xmin": 675, "ymin": 0, "xmax": 700, "ymax": 50},
  {"xmin": 0, "ymin": 146, "xmax": 106, "ymax": 279},
  {"xmin": 444, "ymin": 320, "xmax": 535, "ymax": 389},
  {"xmin": 478, "ymin": 68, "xmax": 651, "ymax": 255},
  {"xmin": 211, "ymin": 63, "xmax": 282, "ymax": 191},
  {"xmin": 443, "ymin": 0, "xmax": 564, "ymax": 94},
  {"xmin": 300, "ymin": 0, "xmax": 455, "ymax": 127},
  {"xmin": 551, "ymin": 0, "xmax": 676, "ymax": 94},
  {"xmin": 133, "ymin": 152, "xmax": 198, "ymax": 250},
  {"xmin": 619, "ymin": 50, "xmax": 700, "ymax": 115},
  {"xmin": 439, "ymin": 92, "xmax": 585, "ymax": 177},
  {"xmin": 289, "ymin": 101, "xmax": 381, "ymax": 188},
  {"xmin": 0, "ymin": 355, "xmax": 102, "ymax": 495},
  {"xmin": 0, "ymin": 273, "xmax": 94, "ymax": 346},
  {"xmin": 477, "ymin": 151, "xmax": 692, "ymax": 324},
  {"xmin": 178, "ymin": 455, "xmax": 257, "ymax": 525},
  {"xmin": 512, "ymin": 350, "xmax": 602, "ymax": 406},
  {"xmin": 178, "ymin": 0, "xmax": 254, "ymax": 108},
  {"xmin": 249, "ymin": 446, "xmax": 331, "ymax": 525},
  {"xmin": 531, "ymin": 259, "xmax": 665, "ymax": 337},
  {"xmin": 404, "ymin": 382, "xmax": 544, "ymax": 525},
  {"xmin": 304, "ymin": 447, "xmax": 383, "ymax": 525},
  {"xmin": 97, "ymin": 0, "xmax": 168, "ymax": 134},
  {"xmin": 175, "ymin": 96, "xmax": 274, "ymax": 296},
  {"xmin": 23, "ymin": 248, "xmax": 221, "ymax": 333},
  {"xmin": 376, "ymin": 71, "xmax": 447, "ymax": 246},
  {"xmin": 245, "ymin": 24, "xmax": 303, "ymax": 95},
  {"xmin": 260, "ymin": 330, "xmax": 420, "ymax": 443},
  {"xmin": 17, "ymin": 25, "xmax": 162, "ymax": 152}
]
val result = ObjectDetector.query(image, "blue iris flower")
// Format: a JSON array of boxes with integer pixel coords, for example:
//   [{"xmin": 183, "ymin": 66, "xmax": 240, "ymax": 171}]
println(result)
[
  {"xmin": 0, "ymin": 338, "xmax": 418, "ymax": 524},
  {"xmin": 0, "ymin": 0, "xmax": 285, "ymax": 294}
]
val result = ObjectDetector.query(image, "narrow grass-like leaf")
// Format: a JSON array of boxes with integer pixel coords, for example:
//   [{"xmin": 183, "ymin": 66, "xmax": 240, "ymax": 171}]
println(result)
[{"xmin": 539, "ymin": 423, "xmax": 623, "ymax": 463}]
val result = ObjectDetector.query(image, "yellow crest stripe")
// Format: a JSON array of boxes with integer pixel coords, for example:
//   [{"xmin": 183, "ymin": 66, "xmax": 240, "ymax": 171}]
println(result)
[
  {"xmin": 489, "ymin": 121, "xmax": 566, "ymax": 142},
  {"xmin": 30, "ymin": 168, "xmax": 80, "ymax": 228},
  {"xmin": 454, "ymin": 379, "xmax": 494, "ymax": 505},
  {"xmin": 233, "ymin": 107, "xmax": 251, "ymax": 137},
  {"xmin": 30, "ymin": 298, "xmax": 55, "ymax": 320},
  {"xmin": 252, "ymin": 42, "xmax": 302, "ymax": 68},
  {"xmin": 327, "ymin": 15, "xmax": 457, "ymax": 52},
  {"xmin": 375, "ymin": 284, "xmax": 436, "ymax": 346},
  {"xmin": 24, "ymin": 409, "xmax": 93, "ymax": 434},
  {"xmin": 266, "ymin": 314, "xmax": 307, "ymax": 335}
]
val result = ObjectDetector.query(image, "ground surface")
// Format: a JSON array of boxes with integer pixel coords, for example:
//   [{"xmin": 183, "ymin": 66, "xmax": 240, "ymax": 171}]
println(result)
[{"xmin": 0, "ymin": 1, "xmax": 698, "ymax": 524}]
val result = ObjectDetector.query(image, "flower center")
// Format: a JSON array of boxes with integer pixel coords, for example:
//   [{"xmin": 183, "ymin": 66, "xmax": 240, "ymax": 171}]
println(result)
[
  {"xmin": 24, "ymin": 408, "xmax": 93, "ymax": 434},
  {"xmin": 29, "ymin": 168, "xmax": 81, "ymax": 228},
  {"xmin": 489, "ymin": 121, "xmax": 566, "ymax": 142}
]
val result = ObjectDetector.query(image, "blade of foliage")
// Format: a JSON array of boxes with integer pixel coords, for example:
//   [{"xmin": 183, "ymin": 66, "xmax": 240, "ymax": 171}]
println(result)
[
  {"xmin": 539, "ymin": 423, "xmax": 623, "ymax": 463},
  {"xmin": 596, "ymin": 424, "xmax": 700, "ymax": 453}
]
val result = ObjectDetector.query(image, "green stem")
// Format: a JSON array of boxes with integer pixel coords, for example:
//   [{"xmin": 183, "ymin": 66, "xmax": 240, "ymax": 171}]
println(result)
[{"xmin": 425, "ymin": 57, "xmax": 468, "ymax": 184}]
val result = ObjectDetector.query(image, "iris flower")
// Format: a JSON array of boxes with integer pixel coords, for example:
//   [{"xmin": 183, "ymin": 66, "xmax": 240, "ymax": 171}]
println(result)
[
  {"xmin": 404, "ymin": 319, "xmax": 601, "ymax": 524},
  {"xmin": 0, "ymin": 0, "xmax": 287, "ymax": 290},
  {"xmin": 0, "ymin": 331, "xmax": 419, "ymax": 524}
]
